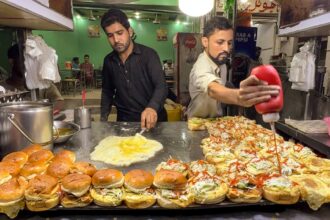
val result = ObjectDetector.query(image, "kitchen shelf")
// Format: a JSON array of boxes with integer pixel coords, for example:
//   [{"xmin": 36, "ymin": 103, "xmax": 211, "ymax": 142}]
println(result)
[
  {"xmin": 0, "ymin": 0, "xmax": 73, "ymax": 31},
  {"xmin": 278, "ymin": 12, "xmax": 330, "ymax": 37}
]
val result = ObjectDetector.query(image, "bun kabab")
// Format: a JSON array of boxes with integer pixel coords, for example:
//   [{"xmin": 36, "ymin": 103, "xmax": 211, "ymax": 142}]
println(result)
[
  {"xmin": 289, "ymin": 174, "xmax": 330, "ymax": 210},
  {"xmin": 20, "ymin": 162, "xmax": 49, "ymax": 180},
  {"xmin": 262, "ymin": 175, "xmax": 300, "ymax": 205},
  {"xmin": 226, "ymin": 175, "xmax": 262, "ymax": 203},
  {"xmin": 153, "ymin": 170, "xmax": 193, "ymax": 208},
  {"xmin": 156, "ymin": 158, "xmax": 189, "ymax": 177},
  {"xmin": 53, "ymin": 150, "xmax": 76, "ymax": 164},
  {"xmin": 124, "ymin": 169, "xmax": 155, "ymax": 209},
  {"xmin": 189, "ymin": 172, "xmax": 228, "ymax": 204},
  {"xmin": 60, "ymin": 173, "xmax": 93, "ymax": 208},
  {"xmin": 90, "ymin": 169, "xmax": 124, "ymax": 206},
  {"xmin": 46, "ymin": 160, "xmax": 72, "ymax": 180},
  {"xmin": 21, "ymin": 144, "xmax": 43, "ymax": 156},
  {"xmin": 189, "ymin": 160, "xmax": 217, "ymax": 177},
  {"xmin": 0, "ymin": 177, "xmax": 28, "ymax": 218},
  {"xmin": 70, "ymin": 161, "xmax": 97, "ymax": 177},
  {"xmin": 0, "ymin": 161, "xmax": 21, "ymax": 177},
  {"xmin": 2, "ymin": 151, "xmax": 28, "ymax": 168},
  {"xmin": 27, "ymin": 149, "xmax": 54, "ymax": 164},
  {"xmin": 24, "ymin": 174, "xmax": 60, "ymax": 211}
]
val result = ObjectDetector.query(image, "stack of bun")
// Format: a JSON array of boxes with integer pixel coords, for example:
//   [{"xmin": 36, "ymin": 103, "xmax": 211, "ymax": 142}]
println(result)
[
  {"xmin": 70, "ymin": 161, "xmax": 97, "ymax": 177},
  {"xmin": 0, "ymin": 176, "xmax": 28, "ymax": 218},
  {"xmin": 124, "ymin": 169, "xmax": 156, "ymax": 209},
  {"xmin": 153, "ymin": 169, "xmax": 194, "ymax": 208},
  {"xmin": 20, "ymin": 149, "xmax": 54, "ymax": 180},
  {"xmin": 0, "ymin": 161, "xmax": 21, "ymax": 177},
  {"xmin": 24, "ymin": 174, "xmax": 60, "ymax": 211},
  {"xmin": 60, "ymin": 173, "xmax": 93, "ymax": 208},
  {"xmin": 90, "ymin": 169, "xmax": 124, "ymax": 206}
]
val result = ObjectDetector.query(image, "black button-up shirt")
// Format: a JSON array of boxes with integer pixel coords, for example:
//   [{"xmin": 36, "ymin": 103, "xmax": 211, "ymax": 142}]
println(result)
[{"xmin": 100, "ymin": 43, "xmax": 168, "ymax": 122}]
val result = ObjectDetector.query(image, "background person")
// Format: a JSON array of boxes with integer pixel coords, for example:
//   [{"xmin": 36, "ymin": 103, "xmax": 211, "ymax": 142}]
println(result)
[{"xmin": 80, "ymin": 54, "xmax": 94, "ymax": 87}]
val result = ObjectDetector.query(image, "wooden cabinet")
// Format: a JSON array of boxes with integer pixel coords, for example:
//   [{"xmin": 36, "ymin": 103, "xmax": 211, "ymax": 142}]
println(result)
[{"xmin": 0, "ymin": 0, "xmax": 73, "ymax": 31}]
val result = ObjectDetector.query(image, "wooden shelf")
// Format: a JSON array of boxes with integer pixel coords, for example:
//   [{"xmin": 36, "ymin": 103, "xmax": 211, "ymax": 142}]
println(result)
[
  {"xmin": 278, "ymin": 12, "xmax": 330, "ymax": 37},
  {"xmin": 0, "ymin": 0, "xmax": 73, "ymax": 31}
]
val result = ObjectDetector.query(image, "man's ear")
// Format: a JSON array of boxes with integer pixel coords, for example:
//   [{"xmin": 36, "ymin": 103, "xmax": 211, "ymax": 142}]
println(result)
[
  {"xmin": 201, "ymin": 37, "xmax": 208, "ymax": 48},
  {"xmin": 128, "ymin": 27, "xmax": 133, "ymax": 38}
]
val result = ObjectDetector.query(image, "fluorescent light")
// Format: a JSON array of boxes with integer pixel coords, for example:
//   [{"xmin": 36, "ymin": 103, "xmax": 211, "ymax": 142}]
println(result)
[{"xmin": 179, "ymin": 0, "xmax": 214, "ymax": 17}]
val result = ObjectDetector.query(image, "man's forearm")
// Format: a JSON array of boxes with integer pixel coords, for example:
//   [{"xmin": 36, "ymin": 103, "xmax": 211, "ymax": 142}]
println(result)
[{"xmin": 208, "ymin": 82, "xmax": 239, "ymax": 105}]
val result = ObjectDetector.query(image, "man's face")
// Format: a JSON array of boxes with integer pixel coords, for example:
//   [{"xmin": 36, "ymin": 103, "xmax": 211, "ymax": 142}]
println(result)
[
  {"xmin": 84, "ymin": 57, "xmax": 89, "ymax": 63},
  {"xmin": 202, "ymin": 29, "xmax": 233, "ymax": 65},
  {"xmin": 104, "ymin": 22, "xmax": 132, "ymax": 53}
]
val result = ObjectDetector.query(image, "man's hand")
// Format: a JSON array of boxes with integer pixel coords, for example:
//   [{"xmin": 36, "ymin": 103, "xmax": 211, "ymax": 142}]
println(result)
[
  {"xmin": 238, "ymin": 75, "xmax": 280, "ymax": 107},
  {"xmin": 141, "ymin": 107, "xmax": 158, "ymax": 129}
]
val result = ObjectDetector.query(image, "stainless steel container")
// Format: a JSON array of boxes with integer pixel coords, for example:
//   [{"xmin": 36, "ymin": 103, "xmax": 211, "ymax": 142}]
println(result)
[
  {"xmin": 0, "ymin": 102, "xmax": 53, "ymax": 157},
  {"xmin": 74, "ymin": 107, "xmax": 91, "ymax": 129}
]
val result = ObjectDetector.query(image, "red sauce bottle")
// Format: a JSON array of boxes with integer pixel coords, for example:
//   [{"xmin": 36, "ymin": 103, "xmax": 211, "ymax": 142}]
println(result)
[{"xmin": 250, "ymin": 65, "xmax": 283, "ymax": 123}]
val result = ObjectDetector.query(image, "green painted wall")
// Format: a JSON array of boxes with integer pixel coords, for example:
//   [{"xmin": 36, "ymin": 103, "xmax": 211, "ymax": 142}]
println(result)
[
  {"xmin": 0, "ymin": 28, "xmax": 15, "ymax": 74},
  {"xmin": 33, "ymin": 17, "xmax": 193, "ymax": 74}
]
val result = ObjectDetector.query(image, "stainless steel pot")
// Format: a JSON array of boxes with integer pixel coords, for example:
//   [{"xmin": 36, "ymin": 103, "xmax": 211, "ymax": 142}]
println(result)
[{"xmin": 0, "ymin": 101, "xmax": 53, "ymax": 157}]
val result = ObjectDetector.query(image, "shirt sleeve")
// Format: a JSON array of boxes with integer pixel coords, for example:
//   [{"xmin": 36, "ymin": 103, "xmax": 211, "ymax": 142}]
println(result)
[
  {"xmin": 100, "ymin": 57, "xmax": 115, "ymax": 121},
  {"xmin": 145, "ymin": 49, "xmax": 168, "ymax": 112},
  {"xmin": 190, "ymin": 62, "xmax": 222, "ymax": 94}
]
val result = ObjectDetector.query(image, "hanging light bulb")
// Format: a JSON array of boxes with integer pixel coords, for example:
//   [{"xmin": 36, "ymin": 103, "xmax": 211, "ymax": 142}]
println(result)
[{"xmin": 179, "ymin": 0, "xmax": 214, "ymax": 17}]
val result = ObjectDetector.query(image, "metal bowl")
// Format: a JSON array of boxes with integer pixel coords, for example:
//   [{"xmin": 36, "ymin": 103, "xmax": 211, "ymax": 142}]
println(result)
[{"xmin": 53, "ymin": 121, "xmax": 80, "ymax": 144}]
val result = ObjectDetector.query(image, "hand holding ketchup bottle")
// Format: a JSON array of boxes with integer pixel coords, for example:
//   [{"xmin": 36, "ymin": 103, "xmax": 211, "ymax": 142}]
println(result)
[{"xmin": 250, "ymin": 65, "xmax": 283, "ymax": 123}]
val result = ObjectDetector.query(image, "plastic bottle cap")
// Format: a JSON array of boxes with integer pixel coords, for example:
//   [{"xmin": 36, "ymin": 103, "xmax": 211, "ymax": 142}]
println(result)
[{"xmin": 262, "ymin": 112, "xmax": 280, "ymax": 123}]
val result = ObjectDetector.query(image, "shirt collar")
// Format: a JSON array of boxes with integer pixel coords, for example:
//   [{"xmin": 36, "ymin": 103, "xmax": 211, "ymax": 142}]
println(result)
[
  {"xmin": 203, "ymin": 51, "xmax": 219, "ymax": 74},
  {"xmin": 109, "ymin": 42, "xmax": 141, "ymax": 62}
]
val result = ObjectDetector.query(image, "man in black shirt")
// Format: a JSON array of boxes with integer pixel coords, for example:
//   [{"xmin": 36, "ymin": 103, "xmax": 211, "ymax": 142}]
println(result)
[{"xmin": 100, "ymin": 9, "xmax": 168, "ymax": 129}]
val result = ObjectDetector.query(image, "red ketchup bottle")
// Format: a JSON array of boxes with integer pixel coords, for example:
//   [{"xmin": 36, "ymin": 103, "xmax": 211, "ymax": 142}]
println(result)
[{"xmin": 250, "ymin": 65, "xmax": 283, "ymax": 123}]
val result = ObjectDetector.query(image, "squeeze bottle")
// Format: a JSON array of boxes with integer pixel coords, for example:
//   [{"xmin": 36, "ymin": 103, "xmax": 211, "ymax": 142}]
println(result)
[{"xmin": 250, "ymin": 65, "xmax": 283, "ymax": 123}]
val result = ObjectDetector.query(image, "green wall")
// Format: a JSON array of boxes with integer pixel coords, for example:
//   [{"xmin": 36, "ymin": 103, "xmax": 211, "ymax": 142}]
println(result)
[{"xmin": 33, "ymin": 17, "xmax": 193, "ymax": 73}]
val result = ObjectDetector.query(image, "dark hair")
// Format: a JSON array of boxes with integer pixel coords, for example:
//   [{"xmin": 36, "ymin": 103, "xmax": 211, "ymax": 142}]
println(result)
[
  {"xmin": 72, "ymin": 57, "xmax": 79, "ymax": 62},
  {"xmin": 84, "ymin": 54, "xmax": 89, "ymax": 58},
  {"xmin": 203, "ymin": 17, "xmax": 232, "ymax": 38},
  {"xmin": 7, "ymin": 44, "xmax": 19, "ymax": 59},
  {"xmin": 101, "ymin": 8, "xmax": 130, "ymax": 31}
]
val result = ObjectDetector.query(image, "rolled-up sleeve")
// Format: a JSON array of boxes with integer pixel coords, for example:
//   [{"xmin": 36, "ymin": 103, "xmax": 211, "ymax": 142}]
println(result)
[{"xmin": 190, "ymin": 58, "xmax": 222, "ymax": 95}]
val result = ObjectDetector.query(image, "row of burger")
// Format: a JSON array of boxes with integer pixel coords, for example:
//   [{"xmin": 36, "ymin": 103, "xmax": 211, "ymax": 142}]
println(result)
[
  {"xmin": 0, "ymin": 141, "xmax": 326, "ymax": 219},
  {"xmin": 0, "ymin": 144, "xmax": 226, "ymax": 219}
]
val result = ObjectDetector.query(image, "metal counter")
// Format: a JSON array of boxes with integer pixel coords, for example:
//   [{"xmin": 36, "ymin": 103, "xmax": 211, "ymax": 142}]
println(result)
[
  {"xmin": 53, "ymin": 121, "xmax": 207, "ymax": 172},
  {"xmin": 12, "ymin": 121, "xmax": 330, "ymax": 220}
]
